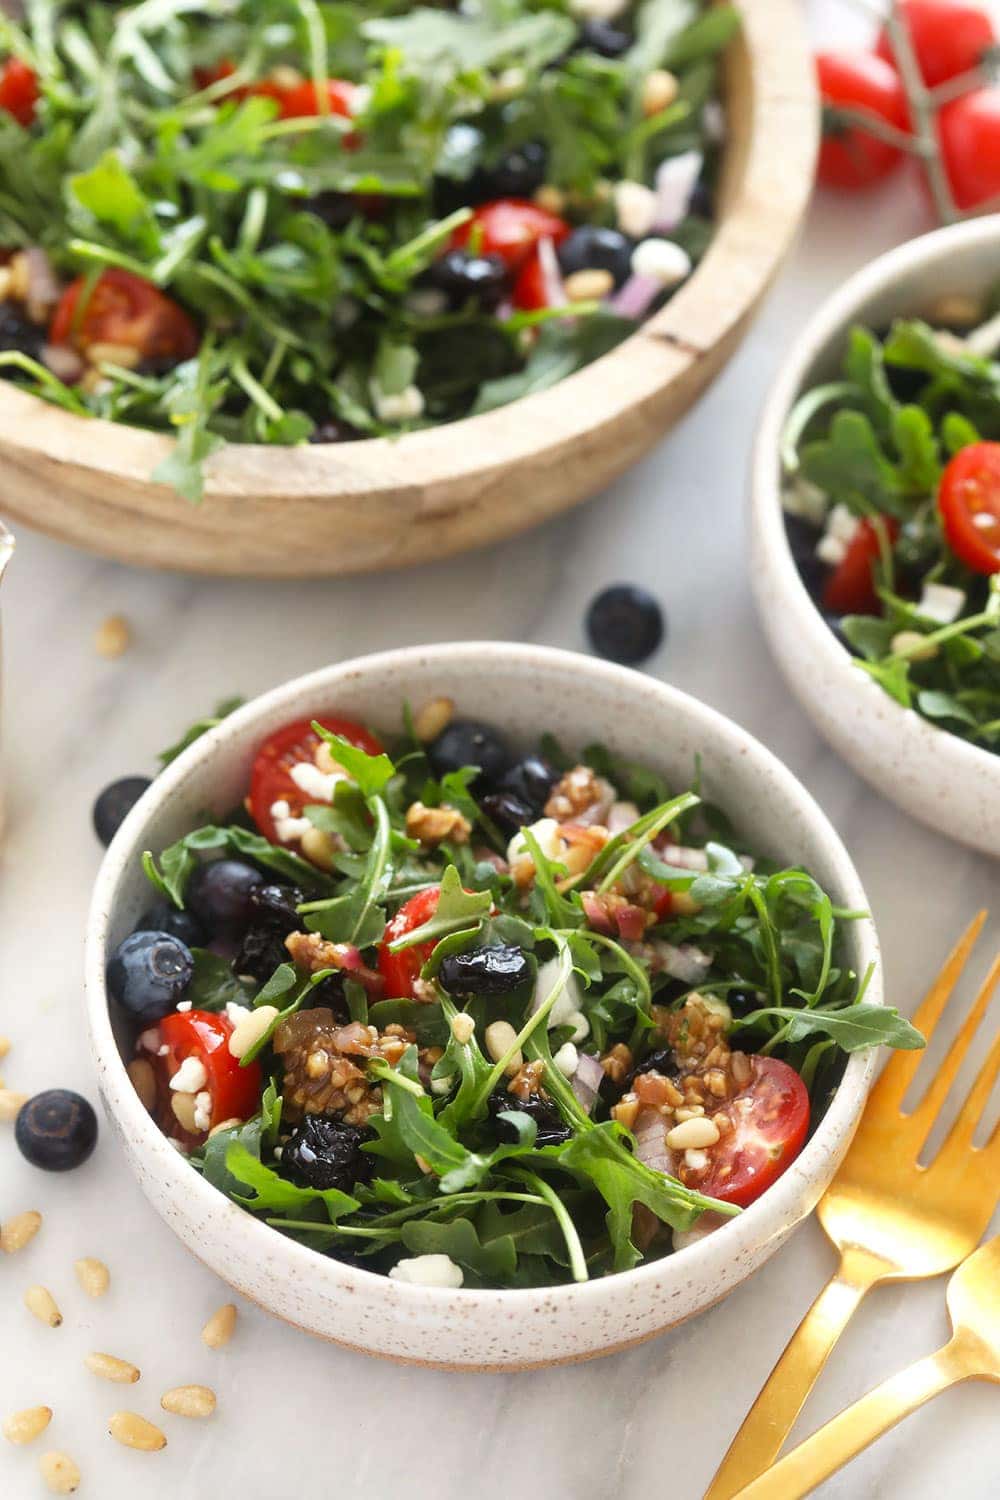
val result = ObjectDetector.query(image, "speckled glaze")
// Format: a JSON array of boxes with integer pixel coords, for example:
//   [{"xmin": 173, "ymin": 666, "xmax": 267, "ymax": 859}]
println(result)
[
  {"xmin": 84, "ymin": 644, "xmax": 880, "ymax": 1369},
  {"xmin": 751, "ymin": 218, "xmax": 1000, "ymax": 859}
]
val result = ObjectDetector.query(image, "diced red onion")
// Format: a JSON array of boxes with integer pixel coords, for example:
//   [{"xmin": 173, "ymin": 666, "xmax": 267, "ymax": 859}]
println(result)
[
  {"xmin": 665, "ymin": 846, "xmax": 710, "ymax": 872},
  {"xmin": 608, "ymin": 272, "xmax": 660, "ymax": 320},
  {"xmin": 655, "ymin": 941, "xmax": 713, "ymax": 984},
  {"xmin": 536, "ymin": 235, "xmax": 566, "ymax": 309},
  {"xmin": 607, "ymin": 801, "xmax": 639, "ymax": 836},
  {"xmin": 615, "ymin": 903, "xmax": 649, "ymax": 942},
  {"xmin": 633, "ymin": 1107, "xmax": 676, "ymax": 1175},
  {"xmin": 652, "ymin": 151, "xmax": 702, "ymax": 234},
  {"xmin": 42, "ymin": 344, "xmax": 84, "ymax": 384},
  {"xmin": 581, "ymin": 891, "xmax": 614, "ymax": 934},
  {"xmin": 570, "ymin": 1051, "xmax": 604, "ymax": 1112}
]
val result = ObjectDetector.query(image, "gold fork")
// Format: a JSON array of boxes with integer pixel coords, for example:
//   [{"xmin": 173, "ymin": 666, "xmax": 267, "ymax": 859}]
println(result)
[
  {"xmin": 731, "ymin": 1233, "xmax": 1000, "ymax": 1499},
  {"xmin": 706, "ymin": 912, "xmax": 1000, "ymax": 1500}
]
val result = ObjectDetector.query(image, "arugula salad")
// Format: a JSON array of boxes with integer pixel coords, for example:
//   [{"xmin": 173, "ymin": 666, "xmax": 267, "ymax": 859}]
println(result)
[
  {"xmin": 782, "ymin": 305, "xmax": 1000, "ymax": 752},
  {"xmin": 107, "ymin": 700, "xmax": 920, "ymax": 1290},
  {"xmin": 0, "ymin": 0, "xmax": 735, "ymax": 501}
]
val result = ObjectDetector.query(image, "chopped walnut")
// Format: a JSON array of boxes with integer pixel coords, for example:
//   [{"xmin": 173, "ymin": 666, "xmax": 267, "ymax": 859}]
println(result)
[
  {"xmin": 557, "ymin": 822, "xmax": 610, "ymax": 878},
  {"xmin": 600, "ymin": 1043, "xmax": 633, "ymax": 1086},
  {"xmin": 505, "ymin": 1059, "xmax": 546, "ymax": 1102},
  {"xmin": 274, "ymin": 1008, "xmax": 415, "ymax": 1126},
  {"xmin": 283, "ymin": 931, "xmax": 383, "ymax": 993},
  {"xmin": 405, "ymin": 800, "xmax": 472, "ymax": 847},
  {"xmin": 544, "ymin": 765, "xmax": 616, "ymax": 825}
]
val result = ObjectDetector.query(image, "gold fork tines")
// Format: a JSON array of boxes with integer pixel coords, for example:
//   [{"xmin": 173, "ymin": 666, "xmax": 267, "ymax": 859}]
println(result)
[{"xmin": 705, "ymin": 912, "xmax": 1000, "ymax": 1500}]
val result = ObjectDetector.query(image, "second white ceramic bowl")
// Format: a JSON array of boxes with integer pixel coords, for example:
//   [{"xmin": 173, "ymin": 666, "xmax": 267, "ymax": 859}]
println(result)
[
  {"xmin": 85, "ymin": 643, "xmax": 880, "ymax": 1369},
  {"xmin": 751, "ymin": 217, "xmax": 1000, "ymax": 858}
]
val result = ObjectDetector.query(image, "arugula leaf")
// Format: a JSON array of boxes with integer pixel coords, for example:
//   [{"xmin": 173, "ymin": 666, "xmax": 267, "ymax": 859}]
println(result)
[
  {"xmin": 186, "ymin": 949, "xmax": 257, "ymax": 1012},
  {"xmin": 158, "ymin": 696, "xmax": 244, "ymax": 766},
  {"xmin": 311, "ymin": 723, "xmax": 394, "ymax": 798},
  {"xmin": 225, "ymin": 1141, "xmax": 359, "ymax": 1221},
  {"xmin": 398, "ymin": 1217, "xmax": 517, "ymax": 1282},
  {"xmin": 144, "ymin": 823, "xmax": 332, "ymax": 907},
  {"xmin": 387, "ymin": 865, "xmax": 492, "ymax": 952},
  {"xmin": 735, "ymin": 1002, "xmax": 924, "ymax": 1052}
]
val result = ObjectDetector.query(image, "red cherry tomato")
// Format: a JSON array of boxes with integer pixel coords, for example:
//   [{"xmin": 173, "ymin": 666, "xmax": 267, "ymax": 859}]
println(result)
[
  {"xmin": 155, "ymin": 1010, "xmax": 262, "ymax": 1140},
  {"xmin": 698, "ymin": 1056, "xmax": 810, "ymax": 1208},
  {"xmin": 49, "ymin": 269, "xmax": 199, "ymax": 362},
  {"xmin": 938, "ymin": 441, "xmax": 1000, "ymax": 575},
  {"xmin": 193, "ymin": 58, "xmax": 242, "ymax": 91},
  {"xmin": 511, "ymin": 249, "xmax": 551, "ymax": 310},
  {"xmin": 261, "ymin": 77, "xmax": 355, "ymax": 120},
  {"xmin": 875, "ymin": 1, "xmax": 995, "ymax": 88},
  {"xmin": 450, "ymin": 199, "xmax": 570, "ymax": 272},
  {"xmin": 377, "ymin": 886, "xmax": 442, "ymax": 999},
  {"xmin": 821, "ymin": 516, "xmax": 899, "ymax": 615},
  {"xmin": 938, "ymin": 87, "xmax": 1000, "ymax": 211},
  {"xmin": 248, "ymin": 715, "xmax": 384, "ymax": 845},
  {"xmin": 0, "ymin": 57, "xmax": 39, "ymax": 127},
  {"xmin": 815, "ymin": 52, "xmax": 910, "ymax": 190}
]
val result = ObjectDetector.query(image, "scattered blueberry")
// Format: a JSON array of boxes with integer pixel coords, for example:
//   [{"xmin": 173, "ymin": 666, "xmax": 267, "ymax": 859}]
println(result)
[
  {"xmin": 423, "ymin": 249, "xmax": 511, "ymax": 312},
  {"xmin": 578, "ymin": 18, "xmax": 632, "ymax": 56},
  {"xmin": 280, "ymin": 1115, "xmax": 373, "ymax": 1193},
  {"xmin": 136, "ymin": 901, "xmax": 206, "ymax": 948},
  {"xmin": 15, "ymin": 1090, "xmax": 98, "ymax": 1172},
  {"xmin": 438, "ymin": 944, "xmax": 532, "ymax": 998},
  {"xmin": 476, "ymin": 140, "xmax": 548, "ymax": 200},
  {"xmin": 585, "ymin": 584, "xmax": 665, "ymax": 666},
  {"xmin": 557, "ymin": 225, "xmax": 634, "ymax": 289},
  {"xmin": 93, "ymin": 776, "xmax": 153, "ymax": 847},
  {"xmin": 107, "ymin": 930, "xmax": 194, "ymax": 1022},
  {"xmin": 187, "ymin": 859, "xmax": 263, "ymax": 937},
  {"xmin": 428, "ymin": 719, "xmax": 511, "ymax": 786},
  {"xmin": 487, "ymin": 1090, "xmax": 570, "ymax": 1148}
]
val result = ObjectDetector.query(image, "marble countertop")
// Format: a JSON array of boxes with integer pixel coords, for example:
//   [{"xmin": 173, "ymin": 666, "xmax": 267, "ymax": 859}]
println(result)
[{"xmin": 2, "ymin": 2, "xmax": 999, "ymax": 1495}]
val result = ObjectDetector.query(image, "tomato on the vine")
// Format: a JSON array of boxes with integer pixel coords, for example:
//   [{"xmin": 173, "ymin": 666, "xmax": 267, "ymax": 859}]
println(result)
[
  {"xmin": 155, "ymin": 1010, "xmax": 262, "ymax": 1140},
  {"xmin": 0, "ymin": 57, "xmax": 39, "ymax": 127},
  {"xmin": 697, "ymin": 1057, "xmax": 810, "ymax": 1208},
  {"xmin": 875, "ymin": 1, "xmax": 996, "ymax": 88},
  {"xmin": 815, "ymin": 52, "xmax": 910, "ymax": 190},
  {"xmin": 822, "ymin": 516, "xmax": 899, "ymax": 615},
  {"xmin": 451, "ymin": 199, "xmax": 570, "ymax": 272},
  {"xmin": 938, "ymin": 441, "xmax": 1000, "ymax": 574},
  {"xmin": 938, "ymin": 87, "xmax": 1000, "ymax": 211},
  {"xmin": 377, "ymin": 886, "xmax": 443, "ymax": 999},
  {"xmin": 49, "ymin": 269, "xmax": 199, "ymax": 362},
  {"xmin": 248, "ymin": 715, "xmax": 384, "ymax": 844}
]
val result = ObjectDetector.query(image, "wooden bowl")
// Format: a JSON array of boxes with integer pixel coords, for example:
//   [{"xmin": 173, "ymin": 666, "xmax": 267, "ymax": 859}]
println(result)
[{"xmin": 0, "ymin": 0, "xmax": 817, "ymax": 578}]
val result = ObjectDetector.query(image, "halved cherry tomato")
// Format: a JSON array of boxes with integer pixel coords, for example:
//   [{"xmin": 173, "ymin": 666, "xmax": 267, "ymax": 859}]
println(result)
[
  {"xmin": 0, "ymin": 58, "xmax": 39, "ymax": 127},
  {"xmin": 248, "ymin": 715, "xmax": 384, "ymax": 844},
  {"xmin": 938, "ymin": 441, "xmax": 1000, "ymax": 574},
  {"xmin": 260, "ymin": 77, "xmax": 355, "ymax": 120},
  {"xmin": 450, "ymin": 199, "xmax": 570, "ymax": 272},
  {"xmin": 938, "ymin": 87, "xmax": 1000, "ymax": 211},
  {"xmin": 698, "ymin": 1056, "xmax": 810, "ymax": 1208},
  {"xmin": 821, "ymin": 516, "xmax": 899, "ymax": 615},
  {"xmin": 377, "ymin": 886, "xmax": 442, "ymax": 999},
  {"xmin": 155, "ymin": 1010, "xmax": 262, "ymax": 1140},
  {"xmin": 875, "ymin": 1, "xmax": 995, "ymax": 89},
  {"xmin": 511, "ymin": 249, "xmax": 551, "ymax": 310},
  {"xmin": 193, "ymin": 58, "xmax": 243, "ymax": 91},
  {"xmin": 49, "ymin": 269, "xmax": 199, "ymax": 363},
  {"xmin": 815, "ymin": 52, "xmax": 910, "ymax": 190}
]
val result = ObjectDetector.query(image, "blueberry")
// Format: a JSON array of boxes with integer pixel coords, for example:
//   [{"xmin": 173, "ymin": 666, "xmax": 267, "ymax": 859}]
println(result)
[
  {"xmin": 428, "ymin": 719, "xmax": 511, "ymax": 786},
  {"xmin": 557, "ymin": 225, "xmax": 634, "ymax": 289},
  {"xmin": 578, "ymin": 18, "xmax": 632, "ymax": 56},
  {"xmin": 500, "ymin": 755, "xmax": 559, "ymax": 814},
  {"xmin": 688, "ymin": 179, "xmax": 714, "ymax": 219},
  {"xmin": 438, "ymin": 944, "xmax": 532, "ymax": 998},
  {"xmin": 585, "ymin": 584, "xmax": 665, "ymax": 666},
  {"xmin": 280, "ymin": 1115, "xmax": 373, "ymax": 1193},
  {"xmin": 487, "ymin": 1090, "xmax": 570, "ymax": 1148},
  {"xmin": 784, "ymin": 512, "xmax": 826, "ymax": 596},
  {"xmin": 15, "ymin": 1090, "xmax": 98, "ymax": 1172},
  {"xmin": 136, "ymin": 901, "xmax": 206, "ymax": 948},
  {"xmin": 477, "ymin": 141, "xmax": 548, "ymax": 200},
  {"xmin": 187, "ymin": 859, "xmax": 263, "ymax": 937},
  {"xmin": 107, "ymin": 930, "xmax": 194, "ymax": 1022},
  {"xmin": 422, "ymin": 250, "xmax": 510, "ymax": 312},
  {"xmin": 0, "ymin": 302, "xmax": 45, "ymax": 360},
  {"xmin": 480, "ymin": 791, "xmax": 536, "ymax": 834},
  {"xmin": 305, "ymin": 191, "xmax": 358, "ymax": 230},
  {"xmin": 234, "ymin": 884, "xmax": 305, "ymax": 982},
  {"xmin": 93, "ymin": 776, "xmax": 153, "ymax": 848}
]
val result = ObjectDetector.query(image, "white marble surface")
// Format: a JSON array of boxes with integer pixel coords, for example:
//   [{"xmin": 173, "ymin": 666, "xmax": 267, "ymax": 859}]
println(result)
[{"xmin": 2, "ymin": 2, "xmax": 1000, "ymax": 1495}]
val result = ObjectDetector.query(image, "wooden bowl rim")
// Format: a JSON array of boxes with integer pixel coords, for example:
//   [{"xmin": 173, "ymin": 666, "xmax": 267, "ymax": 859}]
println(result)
[{"xmin": 0, "ymin": 0, "xmax": 817, "ymax": 503}]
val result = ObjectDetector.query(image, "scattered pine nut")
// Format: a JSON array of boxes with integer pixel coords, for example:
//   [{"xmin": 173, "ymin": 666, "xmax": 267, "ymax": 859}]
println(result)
[
  {"xmin": 94, "ymin": 614, "xmax": 131, "ymax": 659},
  {"xmin": 0, "ymin": 1088, "xmax": 27, "ymax": 1122},
  {"xmin": 413, "ymin": 696, "xmax": 454, "ymax": 743},
  {"xmin": 85, "ymin": 1352, "xmax": 140, "ymax": 1384},
  {"xmin": 25, "ymin": 1285, "xmax": 62, "ymax": 1328},
  {"xmin": 127, "ymin": 1058, "xmax": 156, "ymax": 1113},
  {"xmin": 201, "ymin": 1302, "xmax": 237, "ymax": 1348},
  {"xmin": 161, "ymin": 1384, "xmax": 216, "ymax": 1419},
  {"xmin": 0, "ymin": 1035, "xmax": 10, "ymax": 1060},
  {"xmin": 3, "ymin": 1406, "xmax": 52, "ymax": 1445},
  {"xmin": 38, "ymin": 1452, "xmax": 80, "ymax": 1494},
  {"xmin": 108, "ymin": 1411, "xmax": 166, "ymax": 1452},
  {"xmin": 75, "ymin": 1257, "xmax": 110, "ymax": 1298},
  {"xmin": 1, "ymin": 1210, "xmax": 42, "ymax": 1255}
]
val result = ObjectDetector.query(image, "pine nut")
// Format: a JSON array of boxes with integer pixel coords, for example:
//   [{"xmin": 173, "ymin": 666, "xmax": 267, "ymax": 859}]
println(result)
[
  {"xmin": 38, "ymin": 1452, "xmax": 80, "ymax": 1494},
  {"xmin": 641, "ymin": 67, "xmax": 679, "ymax": 117},
  {"xmin": 313, "ymin": 739, "xmax": 346, "ymax": 775},
  {"xmin": 75, "ymin": 1257, "xmax": 110, "ymax": 1298},
  {"xmin": 533, "ymin": 184, "xmax": 565, "ymax": 215},
  {"xmin": 207, "ymin": 1116, "xmax": 243, "ymax": 1138},
  {"xmin": 413, "ymin": 696, "xmax": 454, "ymax": 743},
  {"xmin": 450, "ymin": 1013, "xmax": 475, "ymax": 1046},
  {"xmin": 300, "ymin": 825, "xmax": 336, "ymax": 870},
  {"xmin": 666, "ymin": 1116, "xmax": 720, "ymax": 1150},
  {"xmin": 730, "ymin": 1051, "xmax": 752, "ymax": 1087},
  {"xmin": 170, "ymin": 1091, "xmax": 198, "ymax": 1132},
  {"xmin": 484, "ymin": 1020, "xmax": 521, "ymax": 1068},
  {"xmin": 25, "ymin": 1285, "xmax": 62, "ymax": 1327},
  {"xmin": 0, "ymin": 1035, "xmax": 10, "ymax": 1059},
  {"xmin": 563, "ymin": 268, "xmax": 615, "ymax": 303},
  {"xmin": 85, "ymin": 1352, "xmax": 140, "ymax": 1384},
  {"xmin": 1, "ymin": 1210, "xmax": 42, "ymax": 1254},
  {"xmin": 227, "ymin": 1005, "xmax": 279, "ymax": 1061},
  {"xmin": 201, "ymin": 1302, "xmax": 237, "ymax": 1348},
  {"xmin": 94, "ymin": 614, "xmax": 131, "ymax": 659},
  {"xmin": 87, "ymin": 342, "xmax": 142, "ymax": 370},
  {"xmin": 161, "ymin": 1384, "xmax": 216, "ymax": 1419},
  {"xmin": 0, "ymin": 1089, "xmax": 27, "ymax": 1121},
  {"xmin": 108, "ymin": 1411, "xmax": 166, "ymax": 1451},
  {"xmin": 8, "ymin": 251, "xmax": 29, "ymax": 300},
  {"xmin": 3, "ymin": 1405, "xmax": 52, "ymax": 1445},
  {"xmin": 127, "ymin": 1058, "xmax": 156, "ymax": 1113}
]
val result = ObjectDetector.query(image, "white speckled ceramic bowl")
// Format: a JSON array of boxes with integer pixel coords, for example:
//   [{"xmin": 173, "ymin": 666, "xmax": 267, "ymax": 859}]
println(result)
[
  {"xmin": 751, "ymin": 218, "xmax": 1000, "ymax": 858},
  {"xmin": 85, "ymin": 643, "xmax": 880, "ymax": 1369}
]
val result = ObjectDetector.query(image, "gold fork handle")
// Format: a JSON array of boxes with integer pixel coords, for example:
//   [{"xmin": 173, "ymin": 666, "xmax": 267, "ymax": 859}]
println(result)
[
  {"xmin": 730, "ymin": 1341, "xmax": 970, "ymax": 1500},
  {"xmin": 705, "ymin": 1246, "xmax": 892, "ymax": 1499}
]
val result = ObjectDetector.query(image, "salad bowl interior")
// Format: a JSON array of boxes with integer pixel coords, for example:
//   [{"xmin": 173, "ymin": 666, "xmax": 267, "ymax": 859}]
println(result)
[
  {"xmin": 85, "ymin": 643, "xmax": 880, "ymax": 1369},
  {"xmin": 751, "ymin": 217, "xmax": 1000, "ymax": 859}
]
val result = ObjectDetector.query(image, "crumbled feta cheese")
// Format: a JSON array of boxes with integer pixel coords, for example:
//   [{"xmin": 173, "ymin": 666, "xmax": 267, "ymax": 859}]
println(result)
[
  {"xmin": 918, "ymin": 581, "xmax": 966, "ymax": 625},
  {"xmin": 553, "ymin": 1042, "xmax": 579, "ymax": 1078},
  {"xmin": 289, "ymin": 761, "xmax": 343, "ymax": 804},
  {"xmin": 169, "ymin": 1055, "xmax": 208, "ymax": 1094},
  {"xmin": 684, "ymin": 1148, "xmax": 709, "ymax": 1171},
  {"xmin": 568, "ymin": 0, "xmax": 628, "ymax": 20},
  {"xmin": 269, "ymin": 797, "xmax": 313, "ymax": 843},
  {"xmin": 388, "ymin": 1254, "xmax": 464, "ymax": 1288},
  {"xmin": 371, "ymin": 382, "xmax": 425, "ymax": 423},
  {"xmin": 176, "ymin": 1000, "xmax": 192, "ymax": 1013},
  {"xmin": 630, "ymin": 238, "xmax": 692, "ymax": 289},
  {"xmin": 816, "ymin": 533, "xmax": 848, "ymax": 567},
  {"xmin": 782, "ymin": 478, "xmax": 829, "ymax": 526},
  {"xmin": 139, "ymin": 1028, "xmax": 160, "ymax": 1053},
  {"xmin": 507, "ymin": 817, "xmax": 563, "ymax": 869},
  {"xmin": 701, "ymin": 100, "xmax": 726, "ymax": 144},
  {"xmin": 827, "ymin": 503, "xmax": 860, "ymax": 543},
  {"xmin": 157, "ymin": 1044, "xmax": 170, "ymax": 1057},
  {"xmin": 225, "ymin": 1002, "xmax": 252, "ymax": 1027},
  {"xmin": 534, "ymin": 958, "xmax": 583, "ymax": 1030},
  {"xmin": 614, "ymin": 179, "xmax": 658, "ymax": 239},
  {"xmin": 193, "ymin": 1091, "xmax": 213, "ymax": 1133}
]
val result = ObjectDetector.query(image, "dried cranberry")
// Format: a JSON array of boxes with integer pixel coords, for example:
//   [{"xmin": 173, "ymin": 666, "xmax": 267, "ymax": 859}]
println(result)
[
  {"xmin": 280, "ymin": 1114, "xmax": 373, "ymax": 1193},
  {"xmin": 627, "ymin": 1047, "xmax": 681, "ymax": 1087}
]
